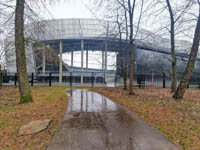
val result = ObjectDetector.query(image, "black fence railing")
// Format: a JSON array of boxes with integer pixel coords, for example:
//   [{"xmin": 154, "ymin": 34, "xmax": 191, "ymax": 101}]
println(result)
[
  {"xmin": 2, "ymin": 71, "xmax": 200, "ymax": 88},
  {"xmin": 2, "ymin": 72, "xmax": 119, "ymax": 87}
]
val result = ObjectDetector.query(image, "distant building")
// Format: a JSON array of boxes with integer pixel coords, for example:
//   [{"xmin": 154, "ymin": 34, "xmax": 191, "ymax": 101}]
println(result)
[{"xmin": 4, "ymin": 18, "xmax": 200, "ymax": 77}]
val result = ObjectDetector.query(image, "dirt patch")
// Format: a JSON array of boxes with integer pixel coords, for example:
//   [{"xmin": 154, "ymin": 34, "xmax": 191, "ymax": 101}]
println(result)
[
  {"xmin": 92, "ymin": 88, "xmax": 200, "ymax": 150},
  {"xmin": 0, "ymin": 86, "xmax": 67, "ymax": 150}
]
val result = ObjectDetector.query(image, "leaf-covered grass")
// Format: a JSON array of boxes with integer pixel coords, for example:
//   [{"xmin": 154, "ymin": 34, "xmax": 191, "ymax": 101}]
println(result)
[
  {"xmin": 92, "ymin": 88, "xmax": 200, "ymax": 150},
  {"xmin": 0, "ymin": 86, "xmax": 67, "ymax": 150}
]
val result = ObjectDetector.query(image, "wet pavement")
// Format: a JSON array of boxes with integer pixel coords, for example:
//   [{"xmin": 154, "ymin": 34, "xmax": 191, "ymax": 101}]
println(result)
[{"xmin": 47, "ymin": 89, "xmax": 181, "ymax": 150}]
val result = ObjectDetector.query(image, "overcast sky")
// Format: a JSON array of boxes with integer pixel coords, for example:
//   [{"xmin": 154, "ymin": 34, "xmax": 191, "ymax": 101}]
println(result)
[{"xmin": 46, "ymin": 0, "xmax": 94, "ymax": 19}]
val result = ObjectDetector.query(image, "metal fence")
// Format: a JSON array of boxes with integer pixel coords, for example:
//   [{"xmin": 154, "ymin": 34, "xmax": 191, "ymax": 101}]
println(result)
[
  {"xmin": 1, "ymin": 71, "xmax": 200, "ymax": 89},
  {"xmin": 1, "ymin": 71, "xmax": 120, "ymax": 87}
]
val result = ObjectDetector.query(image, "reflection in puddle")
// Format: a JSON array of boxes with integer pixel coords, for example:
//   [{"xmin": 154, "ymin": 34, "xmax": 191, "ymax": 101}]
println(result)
[
  {"xmin": 48, "ymin": 89, "xmax": 181, "ymax": 150},
  {"xmin": 67, "ymin": 89, "xmax": 117, "ymax": 113}
]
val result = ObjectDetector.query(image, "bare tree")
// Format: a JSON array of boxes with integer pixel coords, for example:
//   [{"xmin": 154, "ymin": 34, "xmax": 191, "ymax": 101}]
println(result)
[
  {"xmin": 89, "ymin": 0, "xmax": 144, "ymax": 93},
  {"xmin": 174, "ymin": 0, "xmax": 200, "ymax": 99},
  {"xmin": 118, "ymin": 0, "xmax": 144, "ymax": 94},
  {"xmin": 0, "ymin": 43, "xmax": 3, "ymax": 86},
  {"xmin": 116, "ymin": 6, "xmax": 128, "ymax": 90},
  {"xmin": 127, "ymin": 0, "xmax": 135, "ymax": 94},
  {"xmin": 15, "ymin": 0, "xmax": 33, "ymax": 103},
  {"xmin": 0, "ymin": 33, "xmax": 4, "ymax": 87},
  {"xmin": 0, "ymin": 0, "xmax": 58, "ymax": 102},
  {"xmin": 166, "ymin": 0, "xmax": 177, "ymax": 92},
  {"xmin": 165, "ymin": 0, "xmax": 193, "ymax": 92}
]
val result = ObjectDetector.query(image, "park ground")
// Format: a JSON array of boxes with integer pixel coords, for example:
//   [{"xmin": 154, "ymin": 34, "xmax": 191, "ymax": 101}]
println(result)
[
  {"xmin": 93, "ymin": 88, "xmax": 200, "ymax": 150},
  {"xmin": 0, "ymin": 87, "xmax": 200, "ymax": 150},
  {"xmin": 0, "ymin": 86, "xmax": 67, "ymax": 150}
]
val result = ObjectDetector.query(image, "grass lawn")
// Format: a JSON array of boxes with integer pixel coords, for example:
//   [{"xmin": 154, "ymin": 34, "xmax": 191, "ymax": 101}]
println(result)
[
  {"xmin": 93, "ymin": 88, "xmax": 200, "ymax": 150},
  {"xmin": 0, "ymin": 86, "xmax": 67, "ymax": 150}
]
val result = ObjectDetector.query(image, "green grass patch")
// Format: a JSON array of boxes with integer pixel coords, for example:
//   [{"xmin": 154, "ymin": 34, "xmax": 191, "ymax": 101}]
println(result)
[{"xmin": 1, "ymin": 104, "xmax": 16, "ymax": 112}]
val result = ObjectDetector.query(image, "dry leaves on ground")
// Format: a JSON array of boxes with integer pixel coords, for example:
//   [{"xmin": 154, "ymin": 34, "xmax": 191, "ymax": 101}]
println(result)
[
  {"xmin": 93, "ymin": 88, "xmax": 200, "ymax": 150},
  {"xmin": 0, "ymin": 86, "xmax": 67, "ymax": 150}
]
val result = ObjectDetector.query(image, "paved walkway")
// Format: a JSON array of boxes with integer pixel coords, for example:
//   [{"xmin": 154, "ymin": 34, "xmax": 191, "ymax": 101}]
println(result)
[{"xmin": 47, "ymin": 89, "xmax": 181, "ymax": 150}]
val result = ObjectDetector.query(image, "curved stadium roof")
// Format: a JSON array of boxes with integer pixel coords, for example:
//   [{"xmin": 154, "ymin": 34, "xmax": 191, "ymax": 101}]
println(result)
[{"xmin": 27, "ymin": 18, "xmax": 199, "ymax": 60}]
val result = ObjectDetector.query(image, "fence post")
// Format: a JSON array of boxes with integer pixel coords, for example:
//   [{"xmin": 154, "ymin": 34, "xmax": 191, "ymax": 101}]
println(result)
[
  {"xmin": 15, "ymin": 73, "xmax": 17, "ymax": 86},
  {"xmin": 70, "ymin": 72, "xmax": 72, "ymax": 87},
  {"xmin": 163, "ymin": 73, "xmax": 166, "ymax": 88},
  {"xmin": 31, "ymin": 73, "xmax": 34, "ymax": 86},
  {"xmin": 92, "ymin": 72, "xmax": 94, "ymax": 87},
  {"xmin": 0, "ymin": 72, "xmax": 2, "ymax": 86},
  {"xmin": 114, "ymin": 75, "xmax": 117, "ymax": 87},
  {"xmin": 49, "ymin": 73, "xmax": 52, "ymax": 87}
]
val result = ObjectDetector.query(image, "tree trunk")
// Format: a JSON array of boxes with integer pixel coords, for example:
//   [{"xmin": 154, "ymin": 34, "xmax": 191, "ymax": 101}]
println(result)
[
  {"xmin": 121, "ymin": 48, "xmax": 127, "ymax": 91},
  {"xmin": 128, "ymin": 0, "xmax": 136, "ymax": 95},
  {"xmin": 0, "ymin": 64, "xmax": 2, "ymax": 87},
  {"xmin": 129, "ymin": 40, "xmax": 134, "ymax": 95},
  {"xmin": 119, "ymin": 44, "xmax": 127, "ymax": 90},
  {"xmin": 15, "ymin": 0, "xmax": 33, "ymax": 103},
  {"xmin": 166, "ymin": 0, "xmax": 177, "ymax": 92},
  {"xmin": 123, "ymin": 76, "xmax": 127, "ymax": 90},
  {"xmin": 119, "ymin": 27, "xmax": 127, "ymax": 90},
  {"xmin": 129, "ymin": 13, "xmax": 134, "ymax": 94},
  {"xmin": 171, "ymin": 60, "xmax": 177, "ymax": 92},
  {"xmin": 124, "ymin": 5, "xmax": 129, "ymax": 91},
  {"xmin": 173, "ymin": 8, "xmax": 200, "ymax": 99}
]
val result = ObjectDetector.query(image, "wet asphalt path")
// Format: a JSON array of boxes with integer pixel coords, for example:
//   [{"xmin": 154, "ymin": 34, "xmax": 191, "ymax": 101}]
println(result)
[{"xmin": 47, "ymin": 89, "xmax": 181, "ymax": 150}]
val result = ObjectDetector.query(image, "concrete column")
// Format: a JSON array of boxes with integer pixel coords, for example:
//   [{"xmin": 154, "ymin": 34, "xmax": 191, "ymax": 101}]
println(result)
[
  {"xmin": 102, "ymin": 50, "xmax": 105, "ymax": 70},
  {"xmin": 42, "ymin": 45, "xmax": 46, "ymax": 74},
  {"xmin": 59, "ymin": 41, "xmax": 63, "ymax": 84},
  {"xmin": 105, "ymin": 43, "xmax": 108, "ymax": 71},
  {"xmin": 105, "ymin": 41, "xmax": 108, "ymax": 83},
  {"xmin": 81, "ymin": 40, "xmax": 84, "ymax": 85},
  {"xmin": 86, "ymin": 49, "xmax": 88, "ymax": 70},
  {"xmin": 71, "ymin": 50, "xmax": 74, "ymax": 69},
  {"xmin": 104, "ymin": 22, "xmax": 109, "ymax": 84}
]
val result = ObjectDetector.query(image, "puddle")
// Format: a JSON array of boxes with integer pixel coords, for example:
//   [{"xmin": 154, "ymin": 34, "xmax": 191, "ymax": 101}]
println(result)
[
  {"xmin": 47, "ymin": 89, "xmax": 181, "ymax": 150},
  {"xmin": 66, "ymin": 89, "xmax": 117, "ymax": 113}
]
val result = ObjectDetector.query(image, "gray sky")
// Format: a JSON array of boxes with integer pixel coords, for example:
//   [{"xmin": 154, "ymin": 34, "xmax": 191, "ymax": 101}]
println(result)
[{"xmin": 46, "ymin": 0, "xmax": 93, "ymax": 19}]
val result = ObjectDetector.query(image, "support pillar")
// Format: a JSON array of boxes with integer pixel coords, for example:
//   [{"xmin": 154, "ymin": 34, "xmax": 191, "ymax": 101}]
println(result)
[
  {"xmin": 105, "ymin": 43, "xmax": 107, "ymax": 71},
  {"xmin": 59, "ymin": 41, "xmax": 63, "ymax": 84},
  {"xmin": 86, "ymin": 49, "xmax": 88, "ymax": 71},
  {"xmin": 102, "ymin": 51, "xmax": 105, "ymax": 70},
  {"xmin": 104, "ymin": 41, "xmax": 108, "ymax": 84},
  {"xmin": 104, "ymin": 22, "xmax": 109, "ymax": 84},
  {"xmin": 81, "ymin": 40, "xmax": 84, "ymax": 85},
  {"xmin": 71, "ymin": 50, "xmax": 74, "ymax": 69}
]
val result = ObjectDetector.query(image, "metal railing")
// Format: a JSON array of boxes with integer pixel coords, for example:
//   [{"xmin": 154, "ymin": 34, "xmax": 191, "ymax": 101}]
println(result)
[{"xmin": 2, "ymin": 71, "xmax": 200, "ymax": 89}]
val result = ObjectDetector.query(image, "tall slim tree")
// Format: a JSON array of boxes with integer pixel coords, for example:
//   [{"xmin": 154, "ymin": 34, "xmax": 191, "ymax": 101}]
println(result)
[
  {"xmin": 115, "ymin": 5, "xmax": 127, "ymax": 90},
  {"xmin": 0, "ymin": 41, "xmax": 3, "ymax": 87},
  {"xmin": 15, "ymin": 0, "xmax": 33, "ymax": 103},
  {"xmin": 0, "ymin": 64, "xmax": 2, "ymax": 87},
  {"xmin": 114, "ymin": 0, "xmax": 144, "ymax": 94},
  {"xmin": 166, "ymin": 0, "xmax": 177, "ymax": 92},
  {"xmin": 174, "ymin": 0, "xmax": 200, "ymax": 99},
  {"xmin": 165, "ymin": 0, "xmax": 192, "ymax": 92},
  {"xmin": 124, "ymin": 6, "xmax": 129, "ymax": 91},
  {"xmin": 127, "ymin": 0, "xmax": 144, "ymax": 94},
  {"xmin": 128, "ymin": 0, "xmax": 136, "ymax": 95}
]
